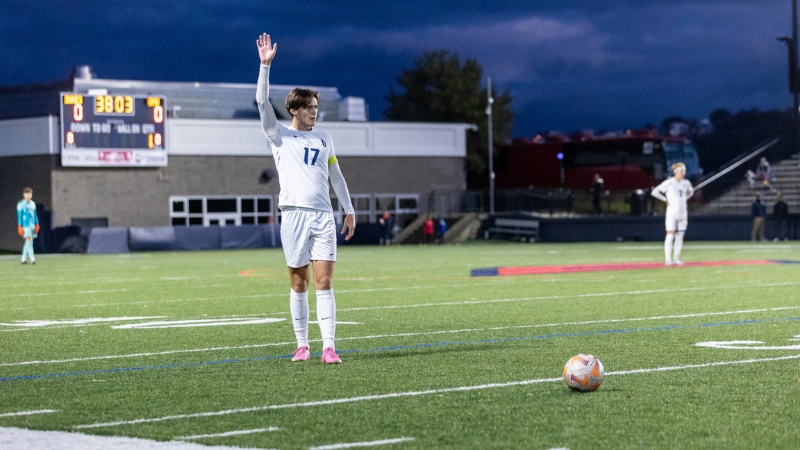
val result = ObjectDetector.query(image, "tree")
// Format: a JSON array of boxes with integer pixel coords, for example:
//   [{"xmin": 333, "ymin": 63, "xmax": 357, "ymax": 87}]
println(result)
[{"xmin": 385, "ymin": 50, "xmax": 513, "ymax": 174}]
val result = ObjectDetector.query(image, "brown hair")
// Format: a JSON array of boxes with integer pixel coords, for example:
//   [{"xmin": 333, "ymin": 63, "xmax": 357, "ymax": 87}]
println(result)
[
  {"xmin": 23, "ymin": 187, "xmax": 32, "ymax": 194},
  {"xmin": 285, "ymin": 88, "xmax": 320, "ymax": 116}
]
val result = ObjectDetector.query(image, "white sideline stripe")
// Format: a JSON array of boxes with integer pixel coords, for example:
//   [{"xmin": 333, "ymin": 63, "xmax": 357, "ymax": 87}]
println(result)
[
  {"xmin": 338, "ymin": 282, "xmax": 800, "ymax": 312},
  {"xmin": 72, "ymin": 354, "xmax": 800, "ymax": 430},
  {"xmin": 0, "ymin": 426, "xmax": 246, "ymax": 449},
  {"xmin": 310, "ymin": 437, "xmax": 415, "ymax": 449},
  {"xmin": 0, "ymin": 409, "xmax": 58, "ymax": 417},
  {"xmin": 3, "ymin": 278, "xmax": 798, "ymax": 312},
  {"xmin": 174, "ymin": 427, "xmax": 279, "ymax": 440},
  {"xmin": 3, "ymin": 306, "xmax": 797, "ymax": 367},
  {"xmin": 0, "ymin": 279, "xmax": 502, "ymax": 300},
  {"xmin": 0, "ymin": 316, "xmax": 165, "ymax": 328},
  {"xmin": 111, "ymin": 318, "xmax": 286, "ymax": 329}
]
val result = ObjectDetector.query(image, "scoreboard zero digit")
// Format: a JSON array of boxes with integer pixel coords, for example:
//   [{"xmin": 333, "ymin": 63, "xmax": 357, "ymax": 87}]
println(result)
[{"xmin": 60, "ymin": 93, "xmax": 168, "ymax": 167}]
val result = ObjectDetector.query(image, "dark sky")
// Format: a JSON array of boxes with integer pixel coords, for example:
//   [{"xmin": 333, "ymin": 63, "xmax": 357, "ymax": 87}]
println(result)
[{"xmin": 1, "ymin": 0, "xmax": 795, "ymax": 135}]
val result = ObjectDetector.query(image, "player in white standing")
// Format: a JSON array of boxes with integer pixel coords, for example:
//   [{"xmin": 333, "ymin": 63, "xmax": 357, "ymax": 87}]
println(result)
[
  {"xmin": 256, "ymin": 33, "xmax": 356, "ymax": 364},
  {"xmin": 651, "ymin": 162, "xmax": 694, "ymax": 266}
]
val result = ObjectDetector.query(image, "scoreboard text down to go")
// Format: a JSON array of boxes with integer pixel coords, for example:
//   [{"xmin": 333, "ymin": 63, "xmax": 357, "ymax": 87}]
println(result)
[{"xmin": 61, "ymin": 93, "xmax": 166, "ymax": 150}]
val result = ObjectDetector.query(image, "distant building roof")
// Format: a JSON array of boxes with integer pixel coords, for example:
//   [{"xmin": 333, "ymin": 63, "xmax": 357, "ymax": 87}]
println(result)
[{"xmin": 0, "ymin": 66, "xmax": 350, "ymax": 121}]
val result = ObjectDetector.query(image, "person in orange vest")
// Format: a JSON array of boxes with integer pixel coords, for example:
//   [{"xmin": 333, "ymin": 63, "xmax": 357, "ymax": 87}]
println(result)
[{"xmin": 423, "ymin": 216, "xmax": 435, "ymax": 244}]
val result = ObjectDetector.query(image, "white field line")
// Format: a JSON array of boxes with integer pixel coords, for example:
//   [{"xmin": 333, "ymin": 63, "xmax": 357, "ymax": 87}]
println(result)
[
  {"xmin": 2, "ymin": 306, "xmax": 797, "ymax": 367},
  {"xmin": 73, "ymin": 354, "xmax": 800, "ymax": 430},
  {"xmin": 112, "ymin": 319, "xmax": 360, "ymax": 329},
  {"xmin": 174, "ymin": 427, "xmax": 279, "ymax": 440},
  {"xmin": 0, "ymin": 409, "xmax": 58, "ymax": 418},
  {"xmin": 0, "ymin": 316, "xmax": 165, "ymax": 328},
  {"xmin": 0, "ymin": 426, "xmax": 247, "ymax": 450},
  {"xmin": 310, "ymin": 437, "xmax": 415, "ymax": 449},
  {"xmin": 1, "ymin": 278, "xmax": 143, "ymax": 288},
  {"xmin": 111, "ymin": 318, "xmax": 286, "ymax": 329},
  {"xmin": 0, "ymin": 279, "xmax": 507, "ymax": 301},
  {"xmin": 338, "ymin": 282, "xmax": 800, "ymax": 312},
  {"xmin": 3, "ymin": 278, "xmax": 798, "ymax": 313}
]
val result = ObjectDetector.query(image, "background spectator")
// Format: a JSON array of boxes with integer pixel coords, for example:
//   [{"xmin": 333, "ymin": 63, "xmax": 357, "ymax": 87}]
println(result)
[
  {"xmin": 378, "ymin": 210, "xmax": 394, "ymax": 245},
  {"xmin": 423, "ymin": 216, "xmax": 434, "ymax": 244},
  {"xmin": 751, "ymin": 194, "xmax": 766, "ymax": 241},
  {"xmin": 591, "ymin": 173, "xmax": 604, "ymax": 215},
  {"xmin": 438, "ymin": 217, "xmax": 447, "ymax": 243},
  {"xmin": 773, "ymin": 192, "xmax": 789, "ymax": 242}
]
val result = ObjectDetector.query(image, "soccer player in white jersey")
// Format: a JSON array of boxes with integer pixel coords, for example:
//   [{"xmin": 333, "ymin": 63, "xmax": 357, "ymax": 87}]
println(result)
[
  {"xmin": 651, "ymin": 162, "xmax": 694, "ymax": 266},
  {"xmin": 256, "ymin": 33, "xmax": 356, "ymax": 364}
]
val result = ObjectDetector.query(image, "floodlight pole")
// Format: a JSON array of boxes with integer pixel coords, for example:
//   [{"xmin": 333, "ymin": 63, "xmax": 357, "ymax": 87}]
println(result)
[
  {"xmin": 487, "ymin": 76, "xmax": 495, "ymax": 215},
  {"xmin": 794, "ymin": 0, "xmax": 800, "ymax": 138},
  {"xmin": 781, "ymin": 0, "xmax": 800, "ymax": 139}
]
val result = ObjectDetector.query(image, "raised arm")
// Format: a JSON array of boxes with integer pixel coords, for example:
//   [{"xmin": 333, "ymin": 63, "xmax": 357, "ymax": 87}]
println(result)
[{"xmin": 255, "ymin": 33, "xmax": 278, "ymax": 138}]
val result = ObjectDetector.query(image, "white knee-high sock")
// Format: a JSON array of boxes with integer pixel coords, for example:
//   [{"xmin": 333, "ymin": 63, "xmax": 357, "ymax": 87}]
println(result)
[
  {"xmin": 27, "ymin": 240, "xmax": 35, "ymax": 261},
  {"xmin": 316, "ymin": 289, "xmax": 336, "ymax": 350},
  {"xmin": 290, "ymin": 289, "xmax": 309, "ymax": 348},
  {"xmin": 664, "ymin": 234, "xmax": 675, "ymax": 263},
  {"xmin": 673, "ymin": 232, "xmax": 684, "ymax": 262}
]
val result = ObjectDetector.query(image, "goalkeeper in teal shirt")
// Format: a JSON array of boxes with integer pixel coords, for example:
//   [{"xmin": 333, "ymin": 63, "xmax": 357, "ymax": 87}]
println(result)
[{"xmin": 17, "ymin": 187, "xmax": 39, "ymax": 265}]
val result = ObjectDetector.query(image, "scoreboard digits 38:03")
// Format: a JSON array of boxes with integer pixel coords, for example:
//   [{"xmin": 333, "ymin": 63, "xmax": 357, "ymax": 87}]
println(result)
[{"xmin": 60, "ymin": 92, "xmax": 168, "ymax": 166}]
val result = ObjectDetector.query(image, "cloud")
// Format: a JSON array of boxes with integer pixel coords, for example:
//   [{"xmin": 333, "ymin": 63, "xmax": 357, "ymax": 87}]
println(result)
[{"xmin": 283, "ymin": 15, "xmax": 618, "ymax": 85}]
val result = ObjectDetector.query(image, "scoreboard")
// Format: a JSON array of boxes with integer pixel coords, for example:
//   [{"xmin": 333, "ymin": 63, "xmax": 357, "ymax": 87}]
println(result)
[{"xmin": 60, "ymin": 93, "xmax": 168, "ymax": 167}]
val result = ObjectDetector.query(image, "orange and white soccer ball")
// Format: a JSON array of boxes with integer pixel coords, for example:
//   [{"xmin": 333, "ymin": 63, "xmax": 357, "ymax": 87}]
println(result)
[{"xmin": 563, "ymin": 354, "xmax": 604, "ymax": 392}]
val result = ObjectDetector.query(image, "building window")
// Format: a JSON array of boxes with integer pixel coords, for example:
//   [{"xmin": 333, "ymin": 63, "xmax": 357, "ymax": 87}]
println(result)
[
  {"xmin": 170, "ymin": 193, "xmax": 418, "ymax": 227},
  {"xmin": 332, "ymin": 193, "xmax": 419, "ymax": 228},
  {"xmin": 170, "ymin": 195, "xmax": 274, "ymax": 227}
]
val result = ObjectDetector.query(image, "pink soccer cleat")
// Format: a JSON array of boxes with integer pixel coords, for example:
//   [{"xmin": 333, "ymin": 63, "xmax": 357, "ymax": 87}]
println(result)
[
  {"xmin": 291, "ymin": 346, "xmax": 310, "ymax": 362},
  {"xmin": 321, "ymin": 347, "xmax": 341, "ymax": 364}
]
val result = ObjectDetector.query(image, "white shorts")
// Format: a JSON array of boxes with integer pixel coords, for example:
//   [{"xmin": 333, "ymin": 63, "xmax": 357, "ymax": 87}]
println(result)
[
  {"xmin": 665, "ymin": 210, "xmax": 688, "ymax": 233},
  {"xmin": 280, "ymin": 208, "xmax": 337, "ymax": 268}
]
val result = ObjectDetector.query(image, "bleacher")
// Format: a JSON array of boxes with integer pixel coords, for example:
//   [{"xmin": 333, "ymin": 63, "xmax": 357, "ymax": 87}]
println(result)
[{"xmin": 699, "ymin": 154, "xmax": 800, "ymax": 214}]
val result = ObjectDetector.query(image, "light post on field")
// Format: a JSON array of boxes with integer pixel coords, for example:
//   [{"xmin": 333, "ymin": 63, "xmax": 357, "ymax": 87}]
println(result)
[{"xmin": 487, "ymin": 76, "xmax": 495, "ymax": 215}]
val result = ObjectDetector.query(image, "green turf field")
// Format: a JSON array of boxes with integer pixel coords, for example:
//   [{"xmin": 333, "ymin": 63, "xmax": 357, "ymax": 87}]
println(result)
[{"xmin": 2, "ymin": 241, "xmax": 800, "ymax": 449}]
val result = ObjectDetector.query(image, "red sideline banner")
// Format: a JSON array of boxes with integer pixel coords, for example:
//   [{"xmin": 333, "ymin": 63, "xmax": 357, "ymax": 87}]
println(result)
[{"xmin": 471, "ymin": 260, "xmax": 799, "ymax": 277}]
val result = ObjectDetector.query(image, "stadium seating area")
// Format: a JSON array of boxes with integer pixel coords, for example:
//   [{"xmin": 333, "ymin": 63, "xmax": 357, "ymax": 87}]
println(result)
[{"xmin": 700, "ymin": 153, "xmax": 800, "ymax": 214}]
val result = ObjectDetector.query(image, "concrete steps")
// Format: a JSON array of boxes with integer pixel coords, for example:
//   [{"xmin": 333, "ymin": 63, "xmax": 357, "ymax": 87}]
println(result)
[{"xmin": 699, "ymin": 155, "xmax": 800, "ymax": 215}]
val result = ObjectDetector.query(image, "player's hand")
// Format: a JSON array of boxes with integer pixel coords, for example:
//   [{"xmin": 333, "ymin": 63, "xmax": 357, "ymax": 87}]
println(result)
[
  {"xmin": 341, "ymin": 214, "xmax": 356, "ymax": 241},
  {"xmin": 17, "ymin": 226, "xmax": 23, "ymax": 236},
  {"xmin": 35, "ymin": 225, "xmax": 40, "ymax": 235},
  {"xmin": 665, "ymin": 201, "xmax": 670, "ymax": 206},
  {"xmin": 256, "ymin": 33, "xmax": 277, "ymax": 65}
]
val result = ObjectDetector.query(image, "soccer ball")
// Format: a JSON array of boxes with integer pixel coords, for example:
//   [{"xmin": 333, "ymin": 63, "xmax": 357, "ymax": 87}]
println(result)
[{"xmin": 563, "ymin": 354, "xmax": 604, "ymax": 392}]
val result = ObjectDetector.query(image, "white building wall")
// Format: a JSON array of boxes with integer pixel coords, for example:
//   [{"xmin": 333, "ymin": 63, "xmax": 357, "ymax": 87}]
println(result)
[
  {"xmin": 168, "ymin": 119, "xmax": 470, "ymax": 157},
  {"xmin": 0, "ymin": 116, "xmax": 58, "ymax": 156},
  {"xmin": 0, "ymin": 117, "xmax": 470, "ymax": 158}
]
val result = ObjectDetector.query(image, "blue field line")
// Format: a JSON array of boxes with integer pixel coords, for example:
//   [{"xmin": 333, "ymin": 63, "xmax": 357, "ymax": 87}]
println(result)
[{"xmin": 3, "ymin": 316, "xmax": 800, "ymax": 383}]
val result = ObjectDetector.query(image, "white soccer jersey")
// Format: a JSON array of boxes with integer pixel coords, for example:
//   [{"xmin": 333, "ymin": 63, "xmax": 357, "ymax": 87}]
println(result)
[
  {"xmin": 267, "ymin": 122, "xmax": 337, "ymax": 212},
  {"xmin": 652, "ymin": 178, "xmax": 694, "ymax": 217},
  {"xmin": 257, "ymin": 64, "xmax": 353, "ymax": 215}
]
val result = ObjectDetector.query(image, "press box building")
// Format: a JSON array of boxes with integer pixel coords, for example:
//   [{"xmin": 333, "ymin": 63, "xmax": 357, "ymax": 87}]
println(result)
[{"xmin": 0, "ymin": 67, "xmax": 471, "ymax": 251}]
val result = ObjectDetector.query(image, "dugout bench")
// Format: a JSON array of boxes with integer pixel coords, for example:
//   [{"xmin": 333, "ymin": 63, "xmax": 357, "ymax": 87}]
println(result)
[{"xmin": 487, "ymin": 217, "xmax": 540, "ymax": 241}]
